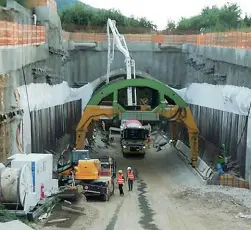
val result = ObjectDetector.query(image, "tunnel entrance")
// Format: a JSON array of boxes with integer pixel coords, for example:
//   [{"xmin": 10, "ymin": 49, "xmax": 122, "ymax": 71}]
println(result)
[
  {"xmin": 75, "ymin": 77, "xmax": 199, "ymax": 168},
  {"xmin": 99, "ymin": 87, "xmax": 163, "ymax": 111}
]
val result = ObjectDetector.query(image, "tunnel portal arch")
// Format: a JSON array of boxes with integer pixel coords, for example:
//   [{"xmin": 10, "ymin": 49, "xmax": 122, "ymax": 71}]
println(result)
[
  {"xmin": 92, "ymin": 69, "xmax": 164, "ymax": 93},
  {"xmin": 77, "ymin": 77, "xmax": 199, "ymax": 167}
]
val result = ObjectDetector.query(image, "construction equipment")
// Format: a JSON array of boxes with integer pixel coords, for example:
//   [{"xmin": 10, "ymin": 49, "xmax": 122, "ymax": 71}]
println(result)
[
  {"xmin": 57, "ymin": 149, "xmax": 116, "ymax": 201},
  {"xmin": 120, "ymin": 120, "xmax": 148, "ymax": 157},
  {"xmin": 106, "ymin": 18, "xmax": 136, "ymax": 106},
  {"xmin": 73, "ymin": 20, "xmax": 199, "ymax": 168}
]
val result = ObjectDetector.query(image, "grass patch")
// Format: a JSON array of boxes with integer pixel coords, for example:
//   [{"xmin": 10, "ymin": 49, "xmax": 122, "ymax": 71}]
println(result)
[{"xmin": 0, "ymin": 205, "xmax": 18, "ymax": 223}]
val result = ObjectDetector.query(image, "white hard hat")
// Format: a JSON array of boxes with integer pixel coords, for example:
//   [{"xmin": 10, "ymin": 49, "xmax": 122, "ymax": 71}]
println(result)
[{"xmin": 127, "ymin": 167, "xmax": 131, "ymax": 170}]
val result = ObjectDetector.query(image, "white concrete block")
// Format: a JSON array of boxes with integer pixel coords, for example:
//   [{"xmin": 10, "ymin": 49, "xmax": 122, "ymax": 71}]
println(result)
[
  {"xmin": 0, "ymin": 220, "xmax": 33, "ymax": 230},
  {"xmin": 175, "ymin": 140, "xmax": 190, "ymax": 158}
]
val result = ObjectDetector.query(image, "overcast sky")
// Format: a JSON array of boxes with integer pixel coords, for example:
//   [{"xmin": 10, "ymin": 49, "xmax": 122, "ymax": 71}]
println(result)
[{"xmin": 82, "ymin": 0, "xmax": 251, "ymax": 30}]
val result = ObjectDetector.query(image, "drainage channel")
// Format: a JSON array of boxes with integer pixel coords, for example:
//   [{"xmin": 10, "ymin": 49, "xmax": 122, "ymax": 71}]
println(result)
[
  {"xmin": 105, "ymin": 200, "xmax": 124, "ymax": 230},
  {"xmin": 137, "ymin": 173, "xmax": 160, "ymax": 230}
]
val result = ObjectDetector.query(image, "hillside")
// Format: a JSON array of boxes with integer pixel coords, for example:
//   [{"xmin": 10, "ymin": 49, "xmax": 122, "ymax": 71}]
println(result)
[
  {"xmin": 56, "ymin": 0, "xmax": 95, "ymax": 10},
  {"xmin": 57, "ymin": 0, "xmax": 156, "ymax": 33}
]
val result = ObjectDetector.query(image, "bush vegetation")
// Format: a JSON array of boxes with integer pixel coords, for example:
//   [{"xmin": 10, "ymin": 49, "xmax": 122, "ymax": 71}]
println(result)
[
  {"xmin": 166, "ymin": 3, "xmax": 251, "ymax": 34},
  {"xmin": 58, "ymin": 3, "xmax": 157, "ymax": 33}
]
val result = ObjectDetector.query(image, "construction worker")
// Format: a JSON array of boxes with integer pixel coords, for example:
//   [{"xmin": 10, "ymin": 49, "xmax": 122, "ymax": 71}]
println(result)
[
  {"xmin": 217, "ymin": 144, "xmax": 227, "ymax": 175},
  {"xmin": 126, "ymin": 167, "xmax": 134, "ymax": 191},
  {"xmin": 117, "ymin": 170, "xmax": 125, "ymax": 196}
]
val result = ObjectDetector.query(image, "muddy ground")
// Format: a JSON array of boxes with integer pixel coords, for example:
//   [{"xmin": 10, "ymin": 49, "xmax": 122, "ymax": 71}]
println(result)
[{"xmin": 36, "ymin": 135, "xmax": 251, "ymax": 230}]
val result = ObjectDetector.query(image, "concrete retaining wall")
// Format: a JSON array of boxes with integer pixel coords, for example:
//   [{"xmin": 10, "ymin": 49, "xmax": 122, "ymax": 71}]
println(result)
[
  {"xmin": 65, "ymin": 42, "xmax": 251, "ymax": 89},
  {"xmin": 182, "ymin": 44, "xmax": 251, "ymax": 88},
  {"xmin": 183, "ymin": 44, "xmax": 251, "ymax": 69},
  {"xmin": 0, "ymin": 44, "xmax": 48, "ymax": 74},
  {"xmin": 65, "ymin": 43, "xmax": 185, "ymax": 88}
]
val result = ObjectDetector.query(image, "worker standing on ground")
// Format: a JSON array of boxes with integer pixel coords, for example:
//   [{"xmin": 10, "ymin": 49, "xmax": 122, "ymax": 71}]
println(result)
[
  {"xmin": 117, "ymin": 170, "xmax": 125, "ymax": 196},
  {"xmin": 126, "ymin": 167, "xmax": 134, "ymax": 191}
]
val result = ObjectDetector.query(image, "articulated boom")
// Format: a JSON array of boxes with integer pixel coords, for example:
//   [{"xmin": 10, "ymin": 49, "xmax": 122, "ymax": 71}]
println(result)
[{"xmin": 106, "ymin": 18, "xmax": 136, "ymax": 106}]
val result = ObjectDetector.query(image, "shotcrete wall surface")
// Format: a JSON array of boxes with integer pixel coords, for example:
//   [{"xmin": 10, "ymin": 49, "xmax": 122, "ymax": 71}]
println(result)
[
  {"xmin": 173, "ymin": 83, "xmax": 251, "ymax": 178},
  {"xmin": 66, "ymin": 42, "xmax": 251, "ymax": 89},
  {"xmin": 65, "ymin": 42, "xmax": 185, "ymax": 88},
  {"xmin": 0, "ymin": 45, "xmax": 48, "ymax": 75},
  {"xmin": 182, "ymin": 44, "xmax": 251, "ymax": 87},
  {"xmin": 173, "ymin": 83, "xmax": 251, "ymax": 116}
]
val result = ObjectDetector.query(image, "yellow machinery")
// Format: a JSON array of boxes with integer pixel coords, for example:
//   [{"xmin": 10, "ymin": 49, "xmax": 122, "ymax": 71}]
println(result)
[
  {"xmin": 57, "ymin": 149, "xmax": 116, "ymax": 201},
  {"xmin": 75, "ymin": 104, "xmax": 199, "ymax": 167},
  {"xmin": 74, "ymin": 159, "xmax": 101, "ymax": 180},
  {"xmin": 74, "ymin": 78, "xmax": 199, "ymax": 168}
]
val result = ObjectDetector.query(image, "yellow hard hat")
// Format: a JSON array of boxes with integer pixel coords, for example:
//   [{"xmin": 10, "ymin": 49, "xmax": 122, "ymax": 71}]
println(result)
[{"xmin": 118, "ymin": 170, "xmax": 123, "ymax": 173}]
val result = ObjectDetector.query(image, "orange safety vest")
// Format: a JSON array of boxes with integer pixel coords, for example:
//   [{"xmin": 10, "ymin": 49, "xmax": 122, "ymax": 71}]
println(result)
[
  {"xmin": 127, "ymin": 171, "xmax": 134, "ymax": 180},
  {"xmin": 117, "ymin": 174, "xmax": 124, "ymax": 184}
]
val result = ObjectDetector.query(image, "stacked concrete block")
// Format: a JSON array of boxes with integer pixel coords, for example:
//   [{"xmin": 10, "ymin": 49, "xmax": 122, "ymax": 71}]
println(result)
[{"xmin": 220, "ymin": 174, "xmax": 249, "ymax": 189}]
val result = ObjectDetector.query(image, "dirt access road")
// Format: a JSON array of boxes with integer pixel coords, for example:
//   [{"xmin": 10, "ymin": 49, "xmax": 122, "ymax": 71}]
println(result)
[{"xmin": 42, "ymin": 140, "xmax": 251, "ymax": 230}]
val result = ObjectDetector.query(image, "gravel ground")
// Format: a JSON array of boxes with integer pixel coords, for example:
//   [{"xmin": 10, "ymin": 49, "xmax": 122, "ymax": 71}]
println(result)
[
  {"xmin": 37, "ymin": 134, "xmax": 251, "ymax": 230},
  {"xmin": 171, "ymin": 185, "xmax": 251, "ymax": 209}
]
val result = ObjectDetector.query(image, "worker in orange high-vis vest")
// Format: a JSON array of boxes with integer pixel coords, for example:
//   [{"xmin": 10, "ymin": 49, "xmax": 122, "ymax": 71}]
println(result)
[
  {"xmin": 117, "ymin": 170, "xmax": 125, "ymax": 196},
  {"xmin": 126, "ymin": 167, "xmax": 135, "ymax": 191}
]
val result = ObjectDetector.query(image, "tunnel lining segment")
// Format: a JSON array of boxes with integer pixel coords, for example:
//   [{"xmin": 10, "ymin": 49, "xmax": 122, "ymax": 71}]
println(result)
[{"xmin": 76, "ymin": 78, "xmax": 199, "ymax": 167}]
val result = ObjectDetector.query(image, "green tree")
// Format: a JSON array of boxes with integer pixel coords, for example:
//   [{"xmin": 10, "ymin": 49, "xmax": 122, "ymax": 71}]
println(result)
[
  {"xmin": 176, "ymin": 3, "xmax": 243, "ymax": 32},
  {"xmin": 59, "ymin": 3, "xmax": 156, "ymax": 33},
  {"xmin": 243, "ymin": 14, "xmax": 251, "ymax": 27}
]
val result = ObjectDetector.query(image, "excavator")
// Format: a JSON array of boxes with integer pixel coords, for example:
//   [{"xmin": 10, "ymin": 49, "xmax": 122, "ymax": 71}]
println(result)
[{"xmin": 57, "ymin": 148, "xmax": 116, "ymax": 201}]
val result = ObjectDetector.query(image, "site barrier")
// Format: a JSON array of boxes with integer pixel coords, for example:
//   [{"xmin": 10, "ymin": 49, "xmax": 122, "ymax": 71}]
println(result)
[
  {"xmin": 1, "ymin": 22, "xmax": 250, "ymax": 49},
  {"xmin": 26, "ymin": 0, "xmax": 57, "ymax": 13},
  {"xmin": 0, "ymin": 21, "xmax": 46, "ymax": 46},
  {"xmin": 63, "ymin": 31, "xmax": 251, "ymax": 49},
  {"xmin": 220, "ymin": 174, "xmax": 249, "ymax": 189}
]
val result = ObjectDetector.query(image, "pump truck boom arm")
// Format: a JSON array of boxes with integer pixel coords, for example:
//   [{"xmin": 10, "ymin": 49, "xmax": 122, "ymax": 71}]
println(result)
[{"xmin": 106, "ymin": 18, "xmax": 136, "ymax": 106}]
